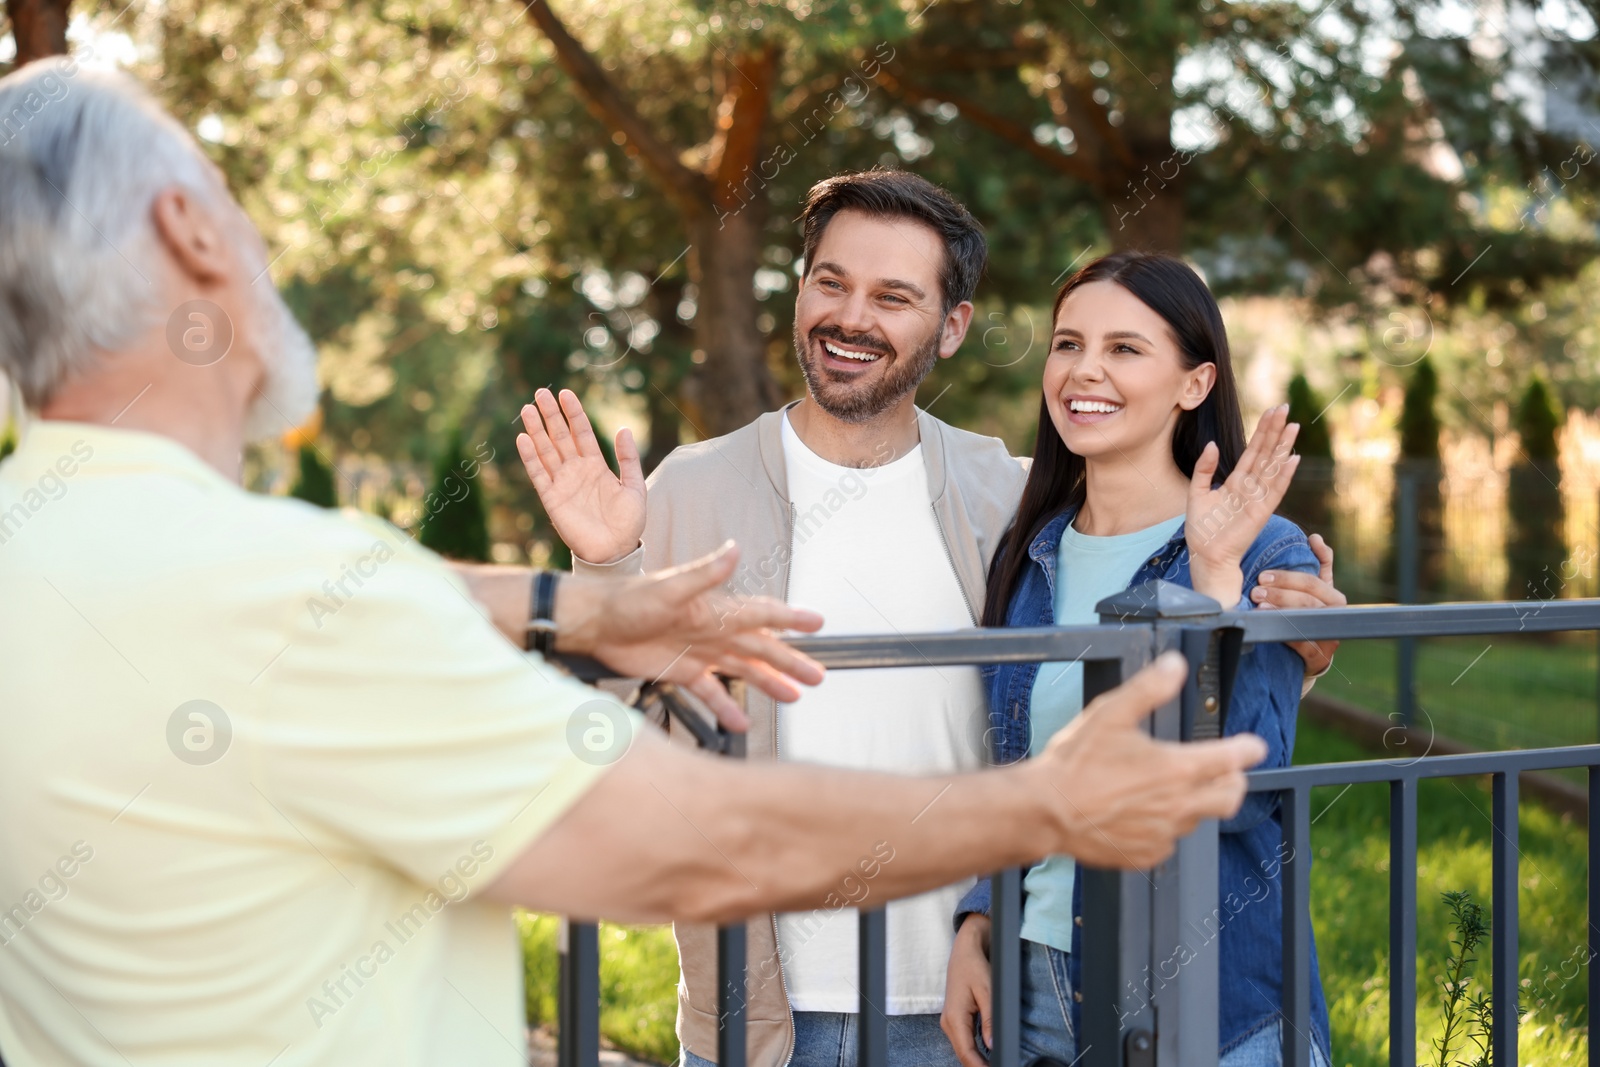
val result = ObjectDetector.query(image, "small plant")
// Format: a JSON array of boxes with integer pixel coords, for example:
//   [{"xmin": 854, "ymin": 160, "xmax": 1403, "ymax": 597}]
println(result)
[
  {"xmin": 1434, "ymin": 890, "xmax": 1488, "ymax": 1067},
  {"xmin": 1433, "ymin": 890, "xmax": 1525, "ymax": 1067}
]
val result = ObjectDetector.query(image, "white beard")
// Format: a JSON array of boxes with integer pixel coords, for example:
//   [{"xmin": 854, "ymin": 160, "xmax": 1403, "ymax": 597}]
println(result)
[{"xmin": 241, "ymin": 276, "xmax": 320, "ymax": 444}]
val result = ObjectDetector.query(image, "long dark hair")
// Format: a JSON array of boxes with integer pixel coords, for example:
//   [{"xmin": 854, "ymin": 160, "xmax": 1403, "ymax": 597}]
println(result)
[{"xmin": 982, "ymin": 251, "xmax": 1248, "ymax": 627}]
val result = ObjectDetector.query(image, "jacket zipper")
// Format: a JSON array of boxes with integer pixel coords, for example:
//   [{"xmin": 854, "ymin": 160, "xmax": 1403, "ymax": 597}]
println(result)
[
  {"xmin": 772, "ymin": 502, "xmax": 797, "ymax": 1067},
  {"xmin": 933, "ymin": 502, "xmax": 978, "ymax": 624}
]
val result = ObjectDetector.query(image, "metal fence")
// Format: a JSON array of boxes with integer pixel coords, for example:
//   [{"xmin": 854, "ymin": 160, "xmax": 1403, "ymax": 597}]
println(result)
[
  {"xmin": 1281, "ymin": 460, "xmax": 1600, "ymax": 760},
  {"xmin": 553, "ymin": 581, "xmax": 1600, "ymax": 1067}
]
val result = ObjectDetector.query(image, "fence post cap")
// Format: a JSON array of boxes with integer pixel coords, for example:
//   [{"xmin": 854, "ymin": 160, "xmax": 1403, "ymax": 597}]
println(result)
[{"xmin": 1096, "ymin": 579, "xmax": 1222, "ymax": 620}]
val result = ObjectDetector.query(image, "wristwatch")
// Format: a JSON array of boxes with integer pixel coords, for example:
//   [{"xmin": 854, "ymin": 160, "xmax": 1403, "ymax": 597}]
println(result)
[{"xmin": 524, "ymin": 569, "xmax": 560, "ymax": 655}]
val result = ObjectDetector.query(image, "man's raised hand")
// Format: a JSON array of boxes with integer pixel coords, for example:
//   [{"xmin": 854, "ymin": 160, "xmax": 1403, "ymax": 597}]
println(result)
[{"xmin": 517, "ymin": 388, "xmax": 646, "ymax": 565}]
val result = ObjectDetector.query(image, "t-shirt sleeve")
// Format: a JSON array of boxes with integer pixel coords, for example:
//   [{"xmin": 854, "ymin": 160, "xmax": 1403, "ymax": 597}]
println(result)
[{"xmin": 249, "ymin": 513, "xmax": 635, "ymax": 893}]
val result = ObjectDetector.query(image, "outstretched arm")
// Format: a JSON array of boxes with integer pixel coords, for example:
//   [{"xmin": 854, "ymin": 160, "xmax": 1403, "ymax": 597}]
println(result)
[{"xmin": 484, "ymin": 654, "xmax": 1266, "ymax": 923}]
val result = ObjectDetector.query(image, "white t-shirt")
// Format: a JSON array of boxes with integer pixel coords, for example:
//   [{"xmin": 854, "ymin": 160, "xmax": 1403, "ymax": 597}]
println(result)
[{"xmin": 776, "ymin": 413, "xmax": 987, "ymax": 1015}]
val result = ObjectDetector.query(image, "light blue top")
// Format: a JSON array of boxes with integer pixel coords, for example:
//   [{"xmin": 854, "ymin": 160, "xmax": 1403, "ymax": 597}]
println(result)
[{"xmin": 1019, "ymin": 511, "xmax": 1187, "ymax": 953}]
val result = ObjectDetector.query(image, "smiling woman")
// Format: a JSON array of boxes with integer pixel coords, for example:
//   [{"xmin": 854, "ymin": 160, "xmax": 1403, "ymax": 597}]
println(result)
[{"xmin": 944, "ymin": 251, "xmax": 1331, "ymax": 1067}]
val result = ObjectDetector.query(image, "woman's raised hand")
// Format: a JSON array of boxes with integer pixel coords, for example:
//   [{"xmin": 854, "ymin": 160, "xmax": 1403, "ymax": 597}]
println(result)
[
  {"xmin": 517, "ymin": 388, "xmax": 647, "ymax": 565},
  {"xmin": 1184, "ymin": 403, "xmax": 1302, "ymax": 608}
]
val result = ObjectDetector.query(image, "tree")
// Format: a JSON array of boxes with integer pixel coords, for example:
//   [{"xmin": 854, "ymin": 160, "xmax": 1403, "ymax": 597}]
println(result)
[
  {"xmin": 1507, "ymin": 374, "xmax": 1566, "ymax": 601},
  {"xmin": 418, "ymin": 430, "xmax": 491, "ymax": 562},
  {"xmin": 288, "ymin": 443, "xmax": 339, "ymax": 508},
  {"xmin": 517, "ymin": 1, "xmax": 927, "ymax": 437},
  {"xmin": 1280, "ymin": 373, "xmax": 1334, "ymax": 541},
  {"xmin": 3, "ymin": 0, "xmax": 70, "ymax": 68},
  {"xmin": 1389, "ymin": 356, "xmax": 1445, "ymax": 597},
  {"xmin": 879, "ymin": 0, "xmax": 1600, "ymax": 307}
]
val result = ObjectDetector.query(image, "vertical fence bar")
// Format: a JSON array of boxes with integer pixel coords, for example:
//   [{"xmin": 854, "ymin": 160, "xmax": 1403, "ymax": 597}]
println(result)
[
  {"xmin": 989, "ymin": 867, "xmax": 1023, "ymax": 1067},
  {"xmin": 557, "ymin": 920, "xmax": 600, "ymax": 1067},
  {"xmin": 717, "ymin": 923, "xmax": 747, "ymax": 1067},
  {"xmin": 1081, "ymin": 654, "xmax": 1141, "ymax": 1067},
  {"xmin": 858, "ymin": 908, "xmax": 888, "ymax": 1067},
  {"xmin": 1397, "ymin": 470, "xmax": 1418, "ymax": 729},
  {"xmin": 1390, "ymin": 777, "xmax": 1418, "ymax": 1067},
  {"xmin": 716, "ymin": 717, "xmax": 748, "ymax": 1067},
  {"xmin": 1492, "ymin": 773, "xmax": 1520, "ymax": 1067},
  {"xmin": 1590, "ymin": 767, "xmax": 1599, "ymax": 1067},
  {"xmin": 1280, "ymin": 787, "xmax": 1312, "ymax": 1067}
]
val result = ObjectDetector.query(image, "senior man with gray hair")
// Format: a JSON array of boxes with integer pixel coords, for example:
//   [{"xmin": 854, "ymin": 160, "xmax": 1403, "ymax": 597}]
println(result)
[{"xmin": 0, "ymin": 59, "xmax": 1267, "ymax": 1067}]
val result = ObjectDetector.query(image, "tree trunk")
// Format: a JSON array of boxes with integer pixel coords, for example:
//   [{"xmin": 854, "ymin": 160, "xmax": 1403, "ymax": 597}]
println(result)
[
  {"xmin": 6, "ymin": 0, "xmax": 69, "ymax": 66},
  {"xmin": 682, "ymin": 193, "xmax": 782, "ymax": 440},
  {"xmin": 640, "ymin": 277, "xmax": 690, "ymax": 473},
  {"xmin": 1100, "ymin": 167, "xmax": 1186, "ymax": 253},
  {"xmin": 642, "ymin": 372, "xmax": 683, "ymax": 474}
]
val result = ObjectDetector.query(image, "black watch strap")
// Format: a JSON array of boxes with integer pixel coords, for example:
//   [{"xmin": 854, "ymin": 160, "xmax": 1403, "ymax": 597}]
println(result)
[{"xmin": 524, "ymin": 569, "xmax": 560, "ymax": 655}]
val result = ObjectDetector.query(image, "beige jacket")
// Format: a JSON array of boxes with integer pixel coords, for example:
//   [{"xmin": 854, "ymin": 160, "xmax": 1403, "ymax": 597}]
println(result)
[{"xmin": 574, "ymin": 401, "xmax": 1029, "ymax": 1067}]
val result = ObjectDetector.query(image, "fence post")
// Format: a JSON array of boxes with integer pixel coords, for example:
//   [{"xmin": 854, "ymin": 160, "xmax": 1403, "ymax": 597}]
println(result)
[
  {"xmin": 718, "ymin": 719, "xmax": 748, "ymax": 1067},
  {"xmin": 1397, "ymin": 467, "xmax": 1418, "ymax": 728},
  {"xmin": 1088, "ymin": 581, "xmax": 1233, "ymax": 1067},
  {"xmin": 1080, "ymin": 656, "xmax": 1149, "ymax": 1067},
  {"xmin": 557, "ymin": 920, "xmax": 600, "ymax": 1067}
]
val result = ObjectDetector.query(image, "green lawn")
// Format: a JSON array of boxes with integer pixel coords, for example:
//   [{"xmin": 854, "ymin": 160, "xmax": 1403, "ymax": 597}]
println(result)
[
  {"xmin": 518, "ymin": 719, "xmax": 1593, "ymax": 1066},
  {"xmin": 1299, "ymin": 722, "xmax": 1590, "ymax": 1066},
  {"xmin": 1313, "ymin": 635, "xmax": 1600, "ymax": 751}
]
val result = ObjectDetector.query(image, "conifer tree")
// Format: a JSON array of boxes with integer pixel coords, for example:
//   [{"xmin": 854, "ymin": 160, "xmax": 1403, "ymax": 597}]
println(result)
[
  {"xmin": 1281, "ymin": 373, "xmax": 1335, "ymax": 540},
  {"xmin": 418, "ymin": 431, "xmax": 491, "ymax": 563},
  {"xmin": 288, "ymin": 444, "xmax": 338, "ymax": 509},
  {"xmin": 1507, "ymin": 375, "xmax": 1566, "ymax": 601},
  {"xmin": 1388, "ymin": 357, "xmax": 1445, "ymax": 597}
]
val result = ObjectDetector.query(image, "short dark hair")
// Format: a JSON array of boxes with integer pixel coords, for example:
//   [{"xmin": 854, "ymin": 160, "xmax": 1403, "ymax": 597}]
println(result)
[{"xmin": 799, "ymin": 169, "xmax": 987, "ymax": 313}]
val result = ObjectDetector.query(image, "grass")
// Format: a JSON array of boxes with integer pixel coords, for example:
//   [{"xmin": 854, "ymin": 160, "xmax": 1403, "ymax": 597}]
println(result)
[
  {"xmin": 1313, "ymin": 635, "xmax": 1600, "ymax": 751},
  {"xmin": 517, "ymin": 718, "xmax": 1592, "ymax": 1066},
  {"xmin": 519, "ymin": 912, "xmax": 681, "ymax": 1065},
  {"xmin": 1296, "ymin": 720, "xmax": 1591, "ymax": 1066}
]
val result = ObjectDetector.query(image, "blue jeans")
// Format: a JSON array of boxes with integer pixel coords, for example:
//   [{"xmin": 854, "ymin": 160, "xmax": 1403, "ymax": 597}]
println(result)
[
  {"xmin": 1220, "ymin": 1020, "xmax": 1333, "ymax": 1067},
  {"xmin": 1014, "ymin": 940, "xmax": 1333, "ymax": 1067},
  {"xmin": 682, "ymin": 1011, "xmax": 958, "ymax": 1067},
  {"xmin": 1004, "ymin": 938, "xmax": 1078, "ymax": 1066}
]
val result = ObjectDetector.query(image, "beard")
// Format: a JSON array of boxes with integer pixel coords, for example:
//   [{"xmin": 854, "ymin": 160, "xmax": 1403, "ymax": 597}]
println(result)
[
  {"xmin": 240, "ymin": 274, "xmax": 320, "ymax": 445},
  {"xmin": 792, "ymin": 319, "xmax": 943, "ymax": 425}
]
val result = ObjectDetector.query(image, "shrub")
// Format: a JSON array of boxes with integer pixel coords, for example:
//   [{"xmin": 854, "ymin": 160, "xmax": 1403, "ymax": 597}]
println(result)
[
  {"xmin": 1388, "ymin": 358, "xmax": 1445, "ymax": 597},
  {"xmin": 288, "ymin": 443, "xmax": 338, "ymax": 508},
  {"xmin": 1282, "ymin": 373, "xmax": 1335, "ymax": 539},
  {"xmin": 418, "ymin": 430, "xmax": 491, "ymax": 562},
  {"xmin": 1507, "ymin": 375, "xmax": 1565, "ymax": 601}
]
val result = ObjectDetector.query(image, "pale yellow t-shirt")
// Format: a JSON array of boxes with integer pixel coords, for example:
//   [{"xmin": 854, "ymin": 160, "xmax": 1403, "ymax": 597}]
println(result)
[{"xmin": 0, "ymin": 420, "xmax": 625, "ymax": 1066}]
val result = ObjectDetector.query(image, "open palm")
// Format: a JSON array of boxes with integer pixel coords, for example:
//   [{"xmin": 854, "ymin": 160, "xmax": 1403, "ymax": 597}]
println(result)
[
  {"xmin": 517, "ymin": 388, "xmax": 647, "ymax": 565},
  {"xmin": 1185, "ymin": 404, "xmax": 1302, "ymax": 606}
]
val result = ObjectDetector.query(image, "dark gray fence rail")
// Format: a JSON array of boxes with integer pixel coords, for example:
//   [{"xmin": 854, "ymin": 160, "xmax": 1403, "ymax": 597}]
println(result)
[{"xmin": 552, "ymin": 585, "xmax": 1600, "ymax": 1067}]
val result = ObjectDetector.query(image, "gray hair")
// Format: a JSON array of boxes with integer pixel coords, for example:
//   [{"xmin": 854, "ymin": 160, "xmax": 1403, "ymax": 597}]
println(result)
[{"xmin": 0, "ymin": 58, "xmax": 219, "ymax": 408}]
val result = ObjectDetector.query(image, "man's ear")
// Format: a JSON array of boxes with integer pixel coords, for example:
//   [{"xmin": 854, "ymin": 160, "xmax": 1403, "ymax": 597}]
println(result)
[
  {"xmin": 938, "ymin": 300, "xmax": 975, "ymax": 359},
  {"xmin": 150, "ymin": 186, "xmax": 231, "ymax": 286},
  {"xmin": 1178, "ymin": 361, "xmax": 1217, "ymax": 411}
]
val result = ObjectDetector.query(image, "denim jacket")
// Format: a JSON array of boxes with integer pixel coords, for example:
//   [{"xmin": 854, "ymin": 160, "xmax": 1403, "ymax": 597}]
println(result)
[{"xmin": 954, "ymin": 506, "xmax": 1332, "ymax": 1057}]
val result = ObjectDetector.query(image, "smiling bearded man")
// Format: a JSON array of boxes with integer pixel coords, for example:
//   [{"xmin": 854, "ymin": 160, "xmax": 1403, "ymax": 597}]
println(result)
[{"xmin": 514, "ymin": 169, "xmax": 1347, "ymax": 1067}]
